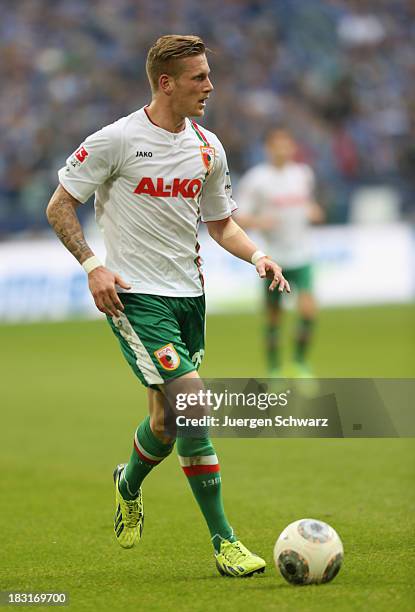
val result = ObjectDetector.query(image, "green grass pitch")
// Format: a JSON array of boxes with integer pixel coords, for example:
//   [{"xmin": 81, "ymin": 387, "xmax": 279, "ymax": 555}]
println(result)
[{"xmin": 1, "ymin": 304, "xmax": 414, "ymax": 611}]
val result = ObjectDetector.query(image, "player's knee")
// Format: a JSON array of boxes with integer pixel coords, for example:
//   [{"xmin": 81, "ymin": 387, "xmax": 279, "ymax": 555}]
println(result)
[
  {"xmin": 267, "ymin": 306, "xmax": 281, "ymax": 326},
  {"xmin": 149, "ymin": 414, "xmax": 176, "ymax": 445},
  {"xmin": 299, "ymin": 292, "xmax": 317, "ymax": 318}
]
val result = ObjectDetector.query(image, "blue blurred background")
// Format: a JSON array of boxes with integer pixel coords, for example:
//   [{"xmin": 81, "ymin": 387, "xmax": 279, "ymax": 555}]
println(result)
[
  {"xmin": 2, "ymin": 0, "xmax": 415, "ymax": 232},
  {"xmin": 0, "ymin": 0, "xmax": 414, "ymax": 322}
]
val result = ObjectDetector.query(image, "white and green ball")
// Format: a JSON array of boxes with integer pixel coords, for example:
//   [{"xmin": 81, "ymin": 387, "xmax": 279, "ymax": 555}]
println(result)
[{"xmin": 274, "ymin": 519, "xmax": 343, "ymax": 585}]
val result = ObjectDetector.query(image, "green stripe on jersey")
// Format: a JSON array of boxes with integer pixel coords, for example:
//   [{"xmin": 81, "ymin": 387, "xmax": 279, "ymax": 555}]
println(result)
[{"xmin": 191, "ymin": 120, "xmax": 209, "ymax": 146}]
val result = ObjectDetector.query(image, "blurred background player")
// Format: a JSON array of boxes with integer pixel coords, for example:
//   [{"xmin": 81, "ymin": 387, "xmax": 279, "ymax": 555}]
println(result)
[{"xmin": 237, "ymin": 127, "xmax": 324, "ymax": 377}]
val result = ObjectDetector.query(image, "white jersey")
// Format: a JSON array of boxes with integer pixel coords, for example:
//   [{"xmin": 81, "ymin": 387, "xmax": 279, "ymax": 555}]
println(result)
[
  {"xmin": 237, "ymin": 162, "xmax": 315, "ymax": 268},
  {"xmin": 58, "ymin": 107, "xmax": 236, "ymax": 296}
]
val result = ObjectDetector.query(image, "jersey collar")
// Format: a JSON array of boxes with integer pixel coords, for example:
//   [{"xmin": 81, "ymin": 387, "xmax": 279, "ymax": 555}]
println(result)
[{"xmin": 142, "ymin": 106, "xmax": 188, "ymax": 139}]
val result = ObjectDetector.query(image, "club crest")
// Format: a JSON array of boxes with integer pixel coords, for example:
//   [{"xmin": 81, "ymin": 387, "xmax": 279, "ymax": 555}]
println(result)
[
  {"xmin": 154, "ymin": 343, "xmax": 180, "ymax": 370},
  {"xmin": 200, "ymin": 146, "xmax": 215, "ymax": 174}
]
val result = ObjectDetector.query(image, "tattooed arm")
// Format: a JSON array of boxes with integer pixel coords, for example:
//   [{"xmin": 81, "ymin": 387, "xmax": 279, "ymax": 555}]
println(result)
[
  {"xmin": 46, "ymin": 184, "xmax": 130, "ymax": 316},
  {"xmin": 46, "ymin": 184, "xmax": 94, "ymax": 264}
]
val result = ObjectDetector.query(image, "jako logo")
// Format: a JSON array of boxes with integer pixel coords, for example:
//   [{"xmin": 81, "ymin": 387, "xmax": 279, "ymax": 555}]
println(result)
[{"xmin": 134, "ymin": 177, "xmax": 202, "ymax": 198}]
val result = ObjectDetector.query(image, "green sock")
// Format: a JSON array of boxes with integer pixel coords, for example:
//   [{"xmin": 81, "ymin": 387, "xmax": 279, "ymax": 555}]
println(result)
[
  {"xmin": 265, "ymin": 324, "xmax": 280, "ymax": 371},
  {"xmin": 294, "ymin": 318, "xmax": 314, "ymax": 364},
  {"xmin": 119, "ymin": 416, "xmax": 174, "ymax": 500},
  {"xmin": 177, "ymin": 436, "xmax": 235, "ymax": 552}
]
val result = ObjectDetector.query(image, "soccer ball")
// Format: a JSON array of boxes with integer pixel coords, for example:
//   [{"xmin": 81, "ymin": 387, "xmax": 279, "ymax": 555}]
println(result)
[{"xmin": 274, "ymin": 518, "xmax": 343, "ymax": 585}]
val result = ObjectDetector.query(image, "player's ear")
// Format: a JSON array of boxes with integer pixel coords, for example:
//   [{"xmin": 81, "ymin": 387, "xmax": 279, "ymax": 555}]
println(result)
[{"xmin": 159, "ymin": 74, "xmax": 174, "ymax": 96}]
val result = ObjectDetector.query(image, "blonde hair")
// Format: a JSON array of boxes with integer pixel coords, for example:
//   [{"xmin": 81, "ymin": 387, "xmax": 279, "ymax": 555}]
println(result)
[{"xmin": 146, "ymin": 35, "xmax": 206, "ymax": 92}]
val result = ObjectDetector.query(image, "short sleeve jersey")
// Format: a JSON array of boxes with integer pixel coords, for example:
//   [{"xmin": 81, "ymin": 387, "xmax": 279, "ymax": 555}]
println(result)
[
  {"xmin": 58, "ymin": 107, "xmax": 236, "ymax": 296},
  {"xmin": 236, "ymin": 162, "xmax": 315, "ymax": 268}
]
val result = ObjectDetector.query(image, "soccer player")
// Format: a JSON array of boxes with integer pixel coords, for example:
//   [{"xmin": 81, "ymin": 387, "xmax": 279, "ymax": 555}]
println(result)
[
  {"xmin": 237, "ymin": 127, "xmax": 324, "ymax": 378},
  {"xmin": 46, "ymin": 35, "xmax": 289, "ymax": 577}
]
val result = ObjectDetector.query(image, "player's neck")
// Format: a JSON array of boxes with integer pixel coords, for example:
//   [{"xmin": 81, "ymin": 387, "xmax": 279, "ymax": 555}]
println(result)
[
  {"xmin": 145, "ymin": 101, "xmax": 186, "ymax": 134},
  {"xmin": 272, "ymin": 159, "xmax": 288, "ymax": 169}
]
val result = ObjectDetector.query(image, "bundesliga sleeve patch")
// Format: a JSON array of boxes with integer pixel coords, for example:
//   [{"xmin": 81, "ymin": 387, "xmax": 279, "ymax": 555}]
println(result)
[
  {"xmin": 75, "ymin": 146, "xmax": 89, "ymax": 162},
  {"xmin": 154, "ymin": 343, "xmax": 181, "ymax": 370},
  {"xmin": 68, "ymin": 146, "xmax": 89, "ymax": 169}
]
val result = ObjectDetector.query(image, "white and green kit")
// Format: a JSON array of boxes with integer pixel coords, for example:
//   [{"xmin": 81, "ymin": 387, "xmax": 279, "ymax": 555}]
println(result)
[{"xmin": 58, "ymin": 107, "xmax": 236, "ymax": 385}]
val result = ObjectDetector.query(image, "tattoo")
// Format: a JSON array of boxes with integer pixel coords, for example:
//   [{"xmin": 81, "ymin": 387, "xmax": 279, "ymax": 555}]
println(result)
[{"xmin": 46, "ymin": 185, "xmax": 94, "ymax": 264}]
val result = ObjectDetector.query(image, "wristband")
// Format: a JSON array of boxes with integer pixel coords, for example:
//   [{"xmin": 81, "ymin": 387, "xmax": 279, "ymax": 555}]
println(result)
[
  {"xmin": 82, "ymin": 256, "xmax": 103, "ymax": 274},
  {"xmin": 251, "ymin": 250, "xmax": 267, "ymax": 265}
]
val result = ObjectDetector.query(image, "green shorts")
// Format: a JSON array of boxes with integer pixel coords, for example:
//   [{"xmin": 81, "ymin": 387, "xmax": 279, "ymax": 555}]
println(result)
[
  {"xmin": 107, "ymin": 293, "xmax": 205, "ymax": 388},
  {"xmin": 265, "ymin": 264, "xmax": 313, "ymax": 305}
]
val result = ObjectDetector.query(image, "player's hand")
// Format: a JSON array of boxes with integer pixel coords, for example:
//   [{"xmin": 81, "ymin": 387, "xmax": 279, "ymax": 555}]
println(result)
[
  {"xmin": 87, "ymin": 266, "xmax": 131, "ymax": 317},
  {"xmin": 256, "ymin": 257, "xmax": 291, "ymax": 293}
]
